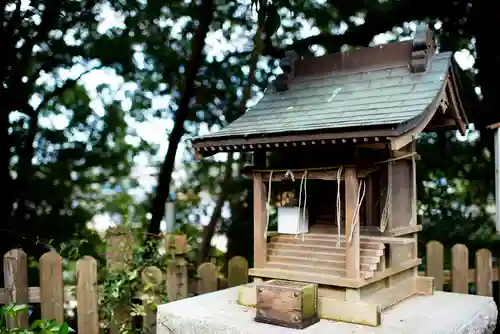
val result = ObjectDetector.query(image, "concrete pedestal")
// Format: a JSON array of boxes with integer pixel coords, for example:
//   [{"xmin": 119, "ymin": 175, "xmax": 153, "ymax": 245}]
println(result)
[{"xmin": 157, "ymin": 287, "xmax": 497, "ymax": 334}]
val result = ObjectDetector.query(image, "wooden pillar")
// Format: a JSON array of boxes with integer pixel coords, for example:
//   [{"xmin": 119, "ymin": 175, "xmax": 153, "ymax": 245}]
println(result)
[
  {"xmin": 344, "ymin": 168, "xmax": 360, "ymax": 279},
  {"xmin": 253, "ymin": 172, "xmax": 267, "ymax": 268},
  {"xmin": 388, "ymin": 143, "xmax": 416, "ymax": 231},
  {"xmin": 410, "ymin": 141, "xmax": 419, "ymax": 276},
  {"xmin": 410, "ymin": 140, "xmax": 418, "ymax": 226}
]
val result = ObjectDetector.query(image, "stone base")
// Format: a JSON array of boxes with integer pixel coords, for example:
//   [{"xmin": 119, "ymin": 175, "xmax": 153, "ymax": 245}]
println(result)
[
  {"xmin": 255, "ymin": 314, "xmax": 320, "ymax": 330},
  {"xmin": 239, "ymin": 274, "xmax": 432, "ymax": 326},
  {"xmin": 156, "ymin": 287, "xmax": 497, "ymax": 334}
]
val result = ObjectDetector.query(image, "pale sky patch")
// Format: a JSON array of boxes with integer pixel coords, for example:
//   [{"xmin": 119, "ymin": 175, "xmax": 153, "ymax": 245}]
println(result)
[{"xmin": 78, "ymin": 7, "xmax": 476, "ymax": 233}]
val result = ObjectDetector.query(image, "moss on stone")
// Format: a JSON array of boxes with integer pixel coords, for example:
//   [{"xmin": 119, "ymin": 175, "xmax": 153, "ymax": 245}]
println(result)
[
  {"xmin": 320, "ymin": 312, "xmax": 381, "ymax": 327},
  {"xmin": 301, "ymin": 284, "xmax": 317, "ymax": 318},
  {"xmin": 236, "ymin": 283, "xmax": 256, "ymax": 307}
]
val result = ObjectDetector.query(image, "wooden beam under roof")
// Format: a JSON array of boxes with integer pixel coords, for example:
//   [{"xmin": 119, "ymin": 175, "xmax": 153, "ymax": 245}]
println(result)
[{"xmin": 193, "ymin": 136, "xmax": 392, "ymax": 158}]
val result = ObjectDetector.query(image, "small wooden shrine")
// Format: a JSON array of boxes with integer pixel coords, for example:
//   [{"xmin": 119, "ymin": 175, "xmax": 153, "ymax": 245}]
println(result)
[{"xmin": 192, "ymin": 24, "xmax": 472, "ymax": 327}]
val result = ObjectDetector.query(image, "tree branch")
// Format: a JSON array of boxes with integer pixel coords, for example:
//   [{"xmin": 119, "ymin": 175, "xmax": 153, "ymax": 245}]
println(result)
[
  {"xmin": 15, "ymin": 66, "xmax": 100, "ymax": 222},
  {"xmin": 196, "ymin": 18, "xmax": 267, "ymax": 264},
  {"xmin": 34, "ymin": 67, "xmax": 98, "ymax": 114},
  {"xmin": 146, "ymin": 0, "xmax": 216, "ymax": 239},
  {"xmin": 198, "ymin": 153, "xmax": 234, "ymax": 263},
  {"xmin": 248, "ymin": 0, "xmax": 435, "ymax": 58}
]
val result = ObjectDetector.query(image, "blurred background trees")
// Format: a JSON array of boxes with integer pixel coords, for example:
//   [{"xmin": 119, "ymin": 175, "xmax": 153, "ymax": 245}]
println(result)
[{"xmin": 1, "ymin": 0, "xmax": 499, "ymax": 280}]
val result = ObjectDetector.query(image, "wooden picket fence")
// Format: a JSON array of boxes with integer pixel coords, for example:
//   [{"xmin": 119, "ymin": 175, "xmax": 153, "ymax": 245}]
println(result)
[
  {"xmin": 0, "ymin": 237, "xmax": 498, "ymax": 333},
  {"xmin": 421, "ymin": 241, "xmax": 498, "ymax": 296},
  {"xmin": 0, "ymin": 227, "xmax": 249, "ymax": 333}
]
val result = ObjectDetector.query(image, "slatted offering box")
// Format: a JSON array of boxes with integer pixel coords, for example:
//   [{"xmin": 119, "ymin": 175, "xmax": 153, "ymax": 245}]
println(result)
[
  {"xmin": 191, "ymin": 23, "xmax": 476, "ymax": 327},
  {"xmin": 255, "ymin": 280, "xmax": 319, "ymax": 329}
]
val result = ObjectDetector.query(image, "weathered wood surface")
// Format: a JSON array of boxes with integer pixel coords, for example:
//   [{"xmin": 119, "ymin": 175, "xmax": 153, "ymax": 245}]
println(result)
[
  {"xmin": 344, "ymin": 167, "xmax": 360, "ymax": 279},
  {"xmin": 167, "ymin": 258, "xmax": 188, "ymax": 302},
  {"xmin": 228, "ymin": 256, "xmax": 248, "ymax": 288},
  {"xmin": 0, "ymin": 241, "xmax": 497, "ymax": 330},
  {"xmin": 76, "ymin": 256, "xmax": 99, "ymax": 334},
  {"xmin": 426, "ymin": 241, "xmax": 444, "ymax": 290},
  {"xmin": 253, "ymin": 172, "xmax": 267, "ymax": 268},
  {"xmin": 476, "ymin": 249, "xmax": 492, "ymax": 297},
  {"xmin": 3, "ymin": 249, "xmax": 29, "ymax": 329},
  {"xmin": 106, "ymin": 226, "xmax": 134, "ymax": 334},
  {"xmin": 40, "ymin": 251, "xmax": 64, "ymax": 323},
  {"xmin": 451, "ymin": 244, "xmax": 468, "ymax": 294},
  {"xmin": 255, "ymin": 280, "xmax": 319, "ymax": 329},
  {"xmin": 164, "ymin": 234, "xmax": 188, "ymax": 255},
  {"xmin": 141, "ymin": 266, "xmax": 164, "ymax": 334},
  {"xmin": 197, "ymin": 262, "xmax": 218, "ymax": 294}
]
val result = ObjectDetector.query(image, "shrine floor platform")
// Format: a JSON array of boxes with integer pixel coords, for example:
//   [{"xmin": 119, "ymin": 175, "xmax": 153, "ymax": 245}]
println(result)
[
  {"xmin": 156, "ymin": 286, "xmax": 497, "ymax": 334},
  {"xmin": 304, "ymin": 224, "xmax": 422, "ymax": 237}
]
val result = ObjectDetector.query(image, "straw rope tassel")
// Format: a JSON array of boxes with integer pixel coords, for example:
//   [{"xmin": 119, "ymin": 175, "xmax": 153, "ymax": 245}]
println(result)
[
  {"xmin": 335, "ymin": 167, "xmax": 343, "ymax": 247},
  {"xmin": 296, "ymin": 171, "xmax": 308, "ymax": 240},
  {"xmin": 348, "ymin": 180, "xmax": 366, "ymax": 244},
  {"xmin": 264, "ymin": 171, "xmax": 273, "ymax": 239},
  {"xmin": 379, "ymin": 162, "xmax": 392, "ymax": 233}
]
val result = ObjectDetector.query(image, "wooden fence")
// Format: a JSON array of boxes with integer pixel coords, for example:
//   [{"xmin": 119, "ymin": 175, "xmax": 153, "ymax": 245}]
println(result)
[
  {"xmin": 0, "ymin": 227, "xmax": 249, "ymax": 333},
  {"xmin": 0, "ymin": 237, "xmax": 498, "ymax": 333},
  {"xmin": 421, "ymin": 241, "xmax": 498, "ymax": 296}
]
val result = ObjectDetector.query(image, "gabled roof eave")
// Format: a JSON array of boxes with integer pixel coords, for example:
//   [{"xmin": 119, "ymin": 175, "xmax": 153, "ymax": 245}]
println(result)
[{"xmin": 388, "ymin": 76, "xmax": 450, "ymax": 150}]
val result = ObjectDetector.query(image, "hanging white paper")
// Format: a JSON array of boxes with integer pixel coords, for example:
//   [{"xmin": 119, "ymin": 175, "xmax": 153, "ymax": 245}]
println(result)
[{"xmin": 277, "ymin": 206, "xmax": 309, "ymax": 234}]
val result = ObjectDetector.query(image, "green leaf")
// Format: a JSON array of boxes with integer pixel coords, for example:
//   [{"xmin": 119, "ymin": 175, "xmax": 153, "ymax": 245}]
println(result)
[
  {"xmin": 30, "ymin": 319, "xmax": 44, "ymax": 329},
  {"xmin": 56, "ymin": 322, "xmax": 72, "ymax": 333},
  {"xmin": 11, "ymin": 304, "xmax": 32, "ymax": 314}
]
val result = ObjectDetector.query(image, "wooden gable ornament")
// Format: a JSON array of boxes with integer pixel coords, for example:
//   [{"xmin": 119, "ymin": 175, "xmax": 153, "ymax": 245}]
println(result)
[
  {"xmin": 274, "ymin": 51, "xmax": 300, "ymax": 92},
  {"xmin": 411, "ymin": 24, "xmax": 436, "ymax": 73},
  {"xmin": 192, "ymin": 23, "xmax": 474, "ymax": 328}
]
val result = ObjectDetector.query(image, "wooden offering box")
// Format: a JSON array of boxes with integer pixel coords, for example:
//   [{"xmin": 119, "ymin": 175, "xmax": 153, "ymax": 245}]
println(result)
[
  {"xmin": 255, "ymin": 280, "xmax": 319, "ymax": 329},
  {"xmin": 192, "ymin": 23, "xmax": 475, "ymax": 327}
]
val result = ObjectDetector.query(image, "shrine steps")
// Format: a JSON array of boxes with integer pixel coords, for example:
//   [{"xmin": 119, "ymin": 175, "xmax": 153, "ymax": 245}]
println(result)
[
  {"xmin": 265, "ymin": 261, "xmax": 376, "ymax": 279},
  {"xmin": 269, "ymin": 235, "xmax": 386, "ymax": 250},
  {"xmin": 264, "ymin": 234, "xmax": 386, "ymax": 281},
  {"xmin": 267, "ymin": 255, "xmax": 378, "ymax": 272},
  {"xmin": 268, "ymin": 247, "xmax": 381, "ymax": 264},
  {"xmin": 268, "ymin": 243, "xmax": 383, "ymax": 261},
  {"xmin": 309, "ymin": 224, "xmax": 422, "ymax": 238}
]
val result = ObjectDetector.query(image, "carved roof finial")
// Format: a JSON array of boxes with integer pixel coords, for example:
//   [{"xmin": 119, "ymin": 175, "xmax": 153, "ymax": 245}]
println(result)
[
  {"xmin": 275, "ymin": 50, "xmax": 301, "ymax": 92},
  {"xmin": 411, "ymin": 23, "xmax": 436, "ymax": 73}
]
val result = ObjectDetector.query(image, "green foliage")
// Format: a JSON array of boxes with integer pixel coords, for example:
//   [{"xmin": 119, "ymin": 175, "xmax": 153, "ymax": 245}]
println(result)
[
  {"xmin": 100, "ymin": 235, "xmax": 165, "ymax": 333},
  {"xmin": 98, "ymin": 226, "xmax": 199, "ymax": 333},
  {"xmin": 0, "ymin": 0, "xmax": 155, "ymax": 270},
  {"xmin": 0, "ymin": 304, "xmax": 74, "ymax": 333},
  {"xmin": 1, "ymin": 0, "xmax": 498, "ymax": 314}
]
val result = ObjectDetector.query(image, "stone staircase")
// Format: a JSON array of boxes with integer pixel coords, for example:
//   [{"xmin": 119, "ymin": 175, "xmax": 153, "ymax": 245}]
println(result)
[{"xmin": 265, "ymin": 228, "xmax": 385, "ymax": 279}]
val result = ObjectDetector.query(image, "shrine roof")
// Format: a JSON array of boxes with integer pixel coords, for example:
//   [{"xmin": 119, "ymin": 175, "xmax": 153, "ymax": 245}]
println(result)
[{"xmin": 192, "ymin": 25, "xmax": 470, "ymax": 155}]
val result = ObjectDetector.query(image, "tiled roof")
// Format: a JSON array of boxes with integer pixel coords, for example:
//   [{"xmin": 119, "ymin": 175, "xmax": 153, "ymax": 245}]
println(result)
[{"xmin": 196, "ymin": 51, "xmax": 452, "ymax": 142}]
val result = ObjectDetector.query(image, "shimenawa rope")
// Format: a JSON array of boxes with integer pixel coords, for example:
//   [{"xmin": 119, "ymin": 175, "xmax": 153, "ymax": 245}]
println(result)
[
  {"xmin": 262, "ymin": 152, "xmax": 410, "ymax": 239},
  {"xmin": 348, "ymin": 180, "xmax": 366, "ymax": 243},
  {"xmin": 264, "ymin": 170, "xmax": 273, "ymax": 239},
  {"xmin": 296, "ymin": 170, "xmax": 308, "ymax": 241},
  {"xmin": 379, "ymin": 162, "xmax": 392, "ymax": 233}
]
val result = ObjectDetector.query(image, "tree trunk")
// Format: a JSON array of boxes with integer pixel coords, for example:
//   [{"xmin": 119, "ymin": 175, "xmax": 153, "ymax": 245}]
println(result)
[
  {"xmin": 198, "ymin": 153, "xmax": 234, "ymax": 263},
  {"xmin": 147, "ymin": 0, "xmax": 215, "ymax": 238},
  {"xmin": 0, "ymin": 111, "xmax": 12, "ymax": 226},
  {"xmin": 196, "ymin": 23, "xmax": 265, "ymax": 263}
]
